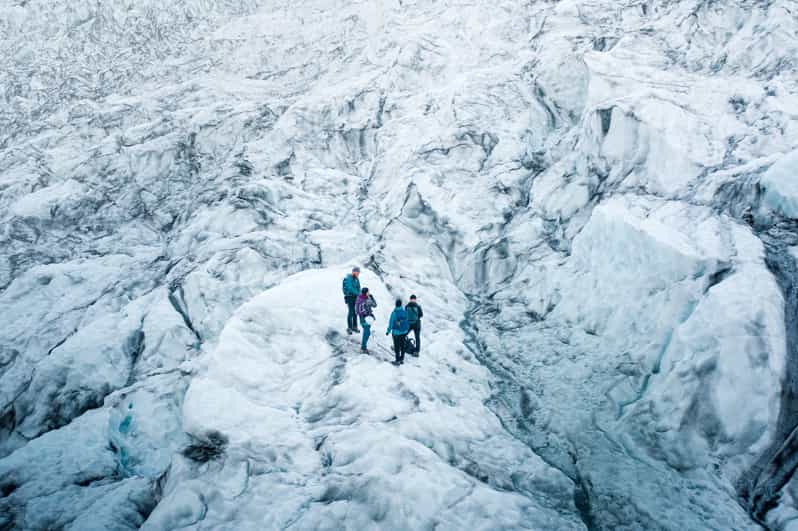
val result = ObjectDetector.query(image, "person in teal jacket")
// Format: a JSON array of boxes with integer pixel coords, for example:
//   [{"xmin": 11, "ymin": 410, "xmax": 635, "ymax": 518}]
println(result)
[
  {"xmin": 405, "ymin": 294, "xmax": 423, "ymax": 356},
  {"xmin": 385, "ymin": 299, "xmax": 410, "ymax": 365},
  {"xmin": 342, "ymin": 267, "xmax": 361, "ymax": 333}
]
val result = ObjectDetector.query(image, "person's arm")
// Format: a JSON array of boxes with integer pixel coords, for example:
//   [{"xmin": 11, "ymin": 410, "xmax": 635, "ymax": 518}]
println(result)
[
  {"xmin": 418, "ymin": 305, "xmax": 423, "ymax": 318},
  {"xmin": 386, "ymin": 311, "xmax": 394, "ymax": 335}
]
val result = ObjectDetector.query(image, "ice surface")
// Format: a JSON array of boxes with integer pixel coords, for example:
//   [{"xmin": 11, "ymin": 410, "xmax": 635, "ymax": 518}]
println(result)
[
  {"xmin": 762, "ymin": 149, "xmax": 798, "ymax": 219},
  {"xmin": 479, "ymin": 194, "xmax": 784, "ymax": 528},
  {"xmin": 162, "ymin": 268, "xmax": 582, "ymax": 529},
  {"xmin": 1, "ymin": 0, "xmax": 798, "ymax": 529}
]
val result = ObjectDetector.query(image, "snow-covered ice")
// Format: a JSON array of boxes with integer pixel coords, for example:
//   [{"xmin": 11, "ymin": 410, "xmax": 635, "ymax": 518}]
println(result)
[
  {"xmin": 146, "ymin": 268, "xmax": 582, "ymax": 529},
  {"xmin": 762, "ymin": 149, "xmax": 798, "ymax": 220},
  {"xmin": 1, "ymin": 0, "xmax": 798, "ymax": 529}
]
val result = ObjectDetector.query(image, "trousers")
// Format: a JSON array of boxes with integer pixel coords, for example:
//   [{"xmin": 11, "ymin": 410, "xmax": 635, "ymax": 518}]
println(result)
[
  {"xmin": 360, "ymin": 316, "xmax": 371, "ymax": 349},
  {"xmin": 409, "ymin": 322, "xmax": 421, "ymax": 353},
  {"xmin": 345, "ymin": 296, "xmax": 357, "ymax": 331},
  {"xmin": 392, "ymin": 334, "xmax": 407, "ymax": 363}
]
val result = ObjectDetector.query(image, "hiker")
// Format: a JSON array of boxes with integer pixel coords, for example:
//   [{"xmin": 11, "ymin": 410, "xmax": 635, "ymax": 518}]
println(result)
[
  {"xmin": 386, "ymin": 298, "xmax": 410, "ymax": 365},
  {"xmin": 342, "ymin": 267, "xmax": 361, "ymax": 334},
  {"xmin": 405, "ymin": 294, "xmax": 424, "ymax": 356},
  {"xmin": 356, "ymin": 287, "xmax": 377, "ymax": 353}
]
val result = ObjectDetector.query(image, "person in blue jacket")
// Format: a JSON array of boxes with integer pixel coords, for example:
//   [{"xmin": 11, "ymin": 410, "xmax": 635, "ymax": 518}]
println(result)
[
  {"xmin": 342, "ymin": 267, "xmax": 361, "ymax": 334},
  {"xmin": 386, "ymin": 298, "xmax": 410, "ymax": 365}
]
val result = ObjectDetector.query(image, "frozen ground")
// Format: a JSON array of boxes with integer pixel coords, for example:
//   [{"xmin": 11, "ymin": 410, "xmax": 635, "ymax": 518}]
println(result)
[
  {"xmin": 1, "ymin": 0, "xmax": 798, "ymax": 529},
  {"xmin": 145, "ymin": 268, "xmax": 582, "ymax": 529}
]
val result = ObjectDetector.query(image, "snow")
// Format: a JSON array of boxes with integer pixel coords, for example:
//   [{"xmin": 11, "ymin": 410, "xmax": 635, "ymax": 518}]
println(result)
[
  {"xmin": 482, "ymin": 194, "xmax": 786, "ymax": 528},
  {"xmin": 632, "ymin": 222, "xmax": 785, "ymax": 474},
  {"xmin": 761, "ymin": 149, "xmax": 798, "ymax": 219},
  {"xmin": 10, "ymin": 179, "xmax": 89, "ymax": 219},
  {"xmin": 1, "ymin": 0, "xmax": 798, "ymax": 528},
  {"xmin": 164, "ymin": 268, "xmax": 582, "ymax": 529}
]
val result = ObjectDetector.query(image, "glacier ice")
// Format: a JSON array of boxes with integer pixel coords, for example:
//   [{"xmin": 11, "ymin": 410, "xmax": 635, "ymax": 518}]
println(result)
[
  {"xmin": 1, "ymin": 0, "xmax": 798, "ymax": 529},
  {"xmin": 762, "ymin": 149, "xmax": 798, "ymax": 220},
  {"xmin": 156, "ymin": 268, "xmax": 582, "ymax": 529}
]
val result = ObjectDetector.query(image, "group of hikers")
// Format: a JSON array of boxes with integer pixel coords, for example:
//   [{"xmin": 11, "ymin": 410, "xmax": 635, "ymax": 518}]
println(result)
[{"xmin": 342, "ymin": 267, "xmax": 424, "ymax": 366}]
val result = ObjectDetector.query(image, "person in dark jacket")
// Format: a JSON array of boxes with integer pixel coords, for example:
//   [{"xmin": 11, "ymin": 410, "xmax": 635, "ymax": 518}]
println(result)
[
  {"xmin": 405, "ymin": 294, "xmax": 424, "ymax": 356},
  {"xmin": 355, "ymin": 287, "xmax": 377, "ymax": 353},
  {"xmin": 342, "ymin": 267, "xmax": 361, "ymax": 333},
  {"xmin": 386, "ymin": 299, "xmax": 410, "ymax": 365}
]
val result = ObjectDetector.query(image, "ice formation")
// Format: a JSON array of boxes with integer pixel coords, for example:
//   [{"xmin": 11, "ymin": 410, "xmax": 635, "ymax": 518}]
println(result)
[{"xmin": 1, "ymin": 0, "xmax": 797, "ymax": 529}]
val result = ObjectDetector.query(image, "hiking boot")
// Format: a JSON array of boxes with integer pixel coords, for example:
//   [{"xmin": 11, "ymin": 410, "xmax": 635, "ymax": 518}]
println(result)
[
  {"xmin": 360, "ymin": 348, "xmax": 369, "ymax": 354},
  {"xmin": 392, "ymin": 360, "xmax": 401, "ymax": 366},
  {"xmin": 347, "ymin": 328, "xmax": 353, "ymax": 335},
  {"xmin": 352, "ymin": 328, "xmax": 361, "ymax": 333}
]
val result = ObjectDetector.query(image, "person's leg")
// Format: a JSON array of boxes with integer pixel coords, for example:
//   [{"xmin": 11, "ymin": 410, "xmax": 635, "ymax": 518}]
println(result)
[
  {"xmin": 411, "ymin": 323, "xmax": 421, "ymax": 354},
  {"xmin": 392, "ymin": 334, "xmax": 402, "ymax": 363},
  {"xmin": 399, "ymin": 334, "xmax": 407, "ymax": 362},
  {"xmin": 346, "ymin": 298, "xmax": 356, "ymax": 331},
  {"xmin": 360, "ymin": 317, "xmax": 370, "ymax": 350},
  {"xmin": 351, "ymin": 300, "xmax": 359, "ymax": 332}
]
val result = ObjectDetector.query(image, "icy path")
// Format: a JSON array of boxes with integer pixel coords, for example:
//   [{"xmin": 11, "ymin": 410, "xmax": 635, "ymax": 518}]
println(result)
[{"xmin": 145, "ymin": 268, "xmax": 585, "ymax": 530}]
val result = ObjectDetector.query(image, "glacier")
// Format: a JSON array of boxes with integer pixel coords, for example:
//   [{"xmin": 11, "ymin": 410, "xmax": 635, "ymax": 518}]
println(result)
[{"xmin": 1, "ymin": 0, "xmax": 797, "ymax": 529}]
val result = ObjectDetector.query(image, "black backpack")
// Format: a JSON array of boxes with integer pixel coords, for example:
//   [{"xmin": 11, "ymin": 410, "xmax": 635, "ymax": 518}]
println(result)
[{"xmin": 405, "ymin": 336, "xmax": 418, "ymax": 355}]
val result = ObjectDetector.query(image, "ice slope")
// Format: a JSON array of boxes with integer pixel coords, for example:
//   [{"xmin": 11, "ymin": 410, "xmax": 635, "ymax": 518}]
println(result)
[
  {"xmin": 143, "ymin": 268, "xmax": 582, "ymax": 529},
  {"xmin": 762, "ymin": 149, "xmax": 798, "ymax": 220},
  {"xmin": 478, "ymin": 195, "xmax": 785, "ymax": 528},
  {"xmin": 1, "ymin": 0, "xmax": 798, "ymax": 529}
]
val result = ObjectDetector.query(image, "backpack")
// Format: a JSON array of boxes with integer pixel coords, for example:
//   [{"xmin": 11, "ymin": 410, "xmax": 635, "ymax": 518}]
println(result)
[
  {"xmin": 405, "ymin": 336, "xmax": 418, "ymax": 355},
  {"xmin": 406, "ymin": 304, "xmax": 419, "ymax": 324},
  {"xmin": 356, "ymin": 296, "xmax": 371, "ymax": 317}
]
